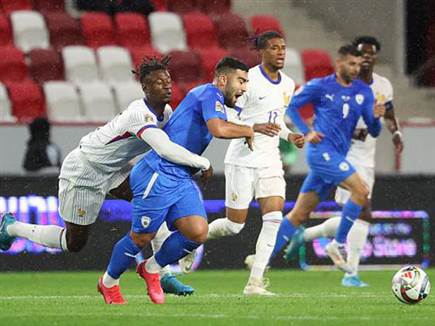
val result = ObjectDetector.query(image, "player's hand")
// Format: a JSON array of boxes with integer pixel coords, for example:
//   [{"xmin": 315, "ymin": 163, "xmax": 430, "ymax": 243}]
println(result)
[
  {"xmin": 253, "ymin": 123, "xmax": 281, "ymax": 137},
  {"xmin": 374, "ymin": 103, "xmax": 386, "ymax": 118},
  {"xmin": 305, "ymin": 131, "xmax": 324, "ymax": 144},
  {"xmin": 392, "ymin": 131, "xmax": 404, "ymax": 154},
  {"xmin": 244, "ymin": 127, "xmax": 255, "ymax": 151},
  {"xmin": 200, "ymin": 165, "xmax": 213, "ymax": 189},
  {"xmin": 352, "ymin": 128, "xmax": 368, "ymax": 141},
  {"xmin": 288, "ymin": 133, "xmax": 305, "ymax": 148}
]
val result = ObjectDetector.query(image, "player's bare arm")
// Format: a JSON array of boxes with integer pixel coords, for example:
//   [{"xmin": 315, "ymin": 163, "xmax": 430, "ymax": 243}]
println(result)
[{"xmin": 384, "ymin": 106, "xmax": 404, "ymax": 154}]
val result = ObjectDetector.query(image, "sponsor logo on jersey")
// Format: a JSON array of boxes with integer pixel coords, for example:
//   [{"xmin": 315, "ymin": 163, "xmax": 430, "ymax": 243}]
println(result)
[
  {"xmin": 141, "ymin": 216, "xmax": 151, "ymax": 228},
  {"xmin": 215, "ymin": 101, "xmax": 225, "ymax": 113},
  {"xmin": 339, "ymin": 162, "xmax": 350, "ymax": 171},
  {"xmin": 341, "ymin": 95, "xmax": 351, "ymax": 102},
  {"xmin": 258, "ymin": 96, "xmax": 266, "ymax": 100},
  {"xmin": 355, "ymin": 94, "xmax": 364, "ymax": 105},
  {"xmin": 322, "ymin": 152, "xmax": 330, "ymax": 161},
  {"xmin": 325, "ymin": 94, "xmax": 334, "ymax": 101}
]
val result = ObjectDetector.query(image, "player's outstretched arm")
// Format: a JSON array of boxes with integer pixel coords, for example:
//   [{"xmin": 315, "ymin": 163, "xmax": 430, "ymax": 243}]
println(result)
[
  {"xmin": 206, "ymin": 118, "xmax": 254, "ymax": 139},
  {"xmin": 279, "ymin": 119, "xmax": 305, "ymax": 148},
  {"xmin": 140, "ymin": 127, "xmax": 210, "ymax": 170}
]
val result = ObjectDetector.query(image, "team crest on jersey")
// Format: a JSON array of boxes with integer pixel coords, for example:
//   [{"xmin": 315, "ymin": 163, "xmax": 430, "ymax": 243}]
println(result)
[
  {"xmin": 141, "ymin": 216, "xmax": 151, "ymax": 228},
  {"xmin": 144, "ymin": 114, "xmax": 154, "ymax": 123},
  {"xmin": 355, "ymin": 94, "xmax": 364, "ymax": 105},
  {"xmin": 283, "ymin": 92, "xmax": 291, "ymax": 106},
  {"xmin": 215, "ymin": 101, "xmax": 225, "ymax": 113},
  {"xmin": 339, "ymin": 162, "xmax": 350, "ymax": 171},
  {"xmin": 77, "ymin": 208, "xmax": 86, "ymax": 217}
]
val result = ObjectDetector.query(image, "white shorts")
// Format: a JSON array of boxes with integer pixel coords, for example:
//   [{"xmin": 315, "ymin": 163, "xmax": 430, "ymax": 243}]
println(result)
[
  {"xmin": 58, "ymin": 148, "xmax": 133, "ymax": 225},
  {"xmin": 225, "ymin": 163, "xmax": 286, "ymax": 210},
  {"xmin": 335, "ymin": 164, "xmax": 375, "ymax": 205}
]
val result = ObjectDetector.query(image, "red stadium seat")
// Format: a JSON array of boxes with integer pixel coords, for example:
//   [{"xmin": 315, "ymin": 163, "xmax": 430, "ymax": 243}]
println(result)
[
  {"xmin": 250, "ymin": 15, "xmax": 284, "ymax": 35},
  {"xmin": 183, "ymin": 12, "xmax": 218, "ymax": 49},
  {"xmin": 301, "ymin": 49, "xmax": 334, "ymax": 81},
  {"xmin": 33, "ymin": 0, "xmax": 65, "ymax": 14},
  {"xmin": 197, "ymin": 0, "xmax": 231, "ymax": 15},
  {"xmin": 214, "ymin": 13, "xmax": 249, "ymax": 49},
  {"xmin": 228, "ymin": 47, "xmax": 261, "ymax": 68},
  {"xmin": 114, "ymin": 13, "xmax": 150, "ymax": 49},
  {"xmin": 28, "ymin": 48, "xmax": 64, "ymax": 83},
  {"xmin": 129, "ymin": 46, "xmax": 162, "ymax": 70},
  {"xmin": 170, "ymin": 82, "xmax": 185, "ymax": 109},
  {"xmin": 0, "ymin": 46, "xmax": 28, "ymax": 83},
  {"xmin": 7, "ymin": 81, "xmax": 45, "ymax": 122},
  {"xmin": 45, "ymin": 12, "xmax": 83, "ymax": 51},
  {"xmin": 81, "ymin": 12, "xmax": 115, "ymax": 48},
  {"xmin": 167, "ymin": 49, "xmax": 202, "ymax": 83},
  {"xmin": 166, "ymin": 0, "xmax": 197, "ymax": 13},
  {"xmin": 0, "ymin": 15, "xmax": 12, "ymax": 46},
  {"xmin": 0, "ymin": 0, "xmax": 32, "ymax": 15},
  {"xmin": 195, "ymin": 46, "xmax": 229, "ymax": 80},
  {"xmin": 151, "ymin": 0, "xmax": 167, "ymax": 11}
]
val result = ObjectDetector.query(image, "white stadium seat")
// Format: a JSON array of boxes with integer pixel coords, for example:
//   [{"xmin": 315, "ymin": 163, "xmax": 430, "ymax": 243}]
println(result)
[
  {"xmin": 0, "ymin": 82, "xmax": 15, "ymax": 122},
  {"xmin": 97, "ymin": 46, "xmax": 134, "ymax": 84},
  {"xmin": 10, "ymin": 11, "xmax": 49, "ymax": 53},
  {"xmin": 62, "ymin": 45, "xmax": 99, "ymax": 83},
  {"xmin": 77, "ymin": 82, "xmax": 117, "ymax": 122},
  {"xmin": 43, "ymin": 81, "xmax": 83, "ymax": 122},
  {"xmin": 283, "ymin": 48, "xmax": 305, "ymax": 85},
  {"xmin": 112, "ymin": 81, "xmax": 143, "ymax": 110},
  {"xmin": 149, "ymin": 12, "xmax": 187, "ymax": 53}
]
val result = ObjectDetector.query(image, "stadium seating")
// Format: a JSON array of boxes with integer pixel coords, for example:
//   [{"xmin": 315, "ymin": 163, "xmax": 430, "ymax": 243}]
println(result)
[
  {"xmin": 32, "ymin": 0, "xmax": 65, "ymax": 14},
  {"xmin": 170, "ymin": 82, "xmax": 185, "ymax": 108},
  {"xmin": 250, "ymin": 15, "xmax": 284, "ymax": 35},
  {"xmin": 0, "ymin": 0, "xmax": 32, "ymax": 15},
  {"xmin": 45, "ymin": 12, "xmax": 83, "ymax": 51},
  {"xmin": 97, "ymin": 46, "xmax": 134, "ymax": 84},
  {"xmin": 148, "ymin": 12, "xmax": 187, "ymax": 53},
  {"xmin": 229, "ymin": 47, "xmax": 261, "ymax": 68},
  {"xmin": 129, "ymin": 46, "xmax": 162, "ymax": 71},
  {"xmin": 0, "ymin": 46, "xmax": 28, "ymax": 83},
  {"xmin": 197, "ymin": 0, "xmax": 231, "ymax": 15},
  {"xmin": 196, "ymin": 47, "xmax": 229, "ymax": 80},
  {"xmin": 43, "ymin": 81, "xmax": 83, "ymax": 122},
  {"xmin": 166, "ymin": 0, "xmax": 197, "ymax": 14},
  {"xmin": 7, "ymin": 80, "xmax": 45, "ymax": 122},
  {"xmin": 112, "ymin": 81, "xmax": 144, "ymax": 110},
  {"xmin": 0, "ymin": 15, "xmax": 12, "ymax": 46},
  {"xmin": 62, "ymin": 46, "xmax": 99, "ymax": 83},
  {"xmin": 167, "ymin": 50, "xmax": 202, "ymax": 92},
  {"xmin": 77, "ymin": 82, "xmax": 116, "ymax": 122},
  {"xmin": 182, "ymin": 12, "xmax": 218, "ymax": 49},
  {"xmin": 28, "ymin": 48, "xmax": 64, "ymax": 83},
  {"xmin": 80, "ymin": 12, "xmax": 115, "ymax": 48},
  {"xmin": 0, "ymin": 82, "xmax": 14, "ymax": 122},
  {"xmin": 214, "ymin": 13, "xmax": 249, "ymax": 49},
  {"xmin": 283, "ymin": 48, "xmax": 305, "ymax": 84},
  {"xmin": 114, "ymin": 13, "xmax": 150, "ymax": 49},
  {"xmin": 10, "ymin": 11, "xmax": 49, "ymax": 52},
  {"xmin": 301, "ymin": 49, "xmax": 334, "ymax": 81}
]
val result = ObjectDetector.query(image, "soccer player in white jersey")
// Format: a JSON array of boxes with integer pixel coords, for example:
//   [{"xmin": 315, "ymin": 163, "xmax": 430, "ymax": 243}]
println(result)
[
  {"xmin": 0, "ymin": 57, "xmax": 212, "ymax": 295},
  {"xmin": 284, "ymin": 36, "xmax": 404, "ymax": 287},
  {"xmin": 204, "ymin": 31, "xmax": 304, "ymax": 295}
]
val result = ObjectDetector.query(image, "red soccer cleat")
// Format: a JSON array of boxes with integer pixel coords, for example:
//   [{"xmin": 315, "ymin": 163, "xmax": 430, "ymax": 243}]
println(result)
[
  {"xmin": 97, "ymin": 277, "xmax": 127, "ymax": 305},
  {"xmin": 136, "ymin": 261, "xmax": 165, "ymax": 304}
]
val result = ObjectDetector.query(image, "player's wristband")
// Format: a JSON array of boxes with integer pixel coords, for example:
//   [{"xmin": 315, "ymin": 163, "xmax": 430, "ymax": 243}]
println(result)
[{"xmin": 393, "ymin": 130, "xmax": 402, "ymax": 138}]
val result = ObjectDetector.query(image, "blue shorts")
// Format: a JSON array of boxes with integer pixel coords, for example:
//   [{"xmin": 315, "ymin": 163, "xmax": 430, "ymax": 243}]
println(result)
[
  {"xmin": 300, "ymin": 148, "xmax": 356, "ymax": 200},
  {"xmin": 130, "ymin": 160, "xmax": 207, "ymax": 234}
]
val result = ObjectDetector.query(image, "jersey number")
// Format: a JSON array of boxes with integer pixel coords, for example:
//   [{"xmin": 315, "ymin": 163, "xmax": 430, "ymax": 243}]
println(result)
[
  {"xmin": 342, "ymin": 103, "xmax": 350, "ymax": 119},
  {"xmin": 268, "ymin": 111, "xmax": 278, "ymax": 124}
]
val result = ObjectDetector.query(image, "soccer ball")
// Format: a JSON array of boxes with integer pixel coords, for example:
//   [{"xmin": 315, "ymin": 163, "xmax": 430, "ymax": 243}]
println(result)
[{"xmin": 392, "ymin": 265, "xmax": 431, "ymax": 304}]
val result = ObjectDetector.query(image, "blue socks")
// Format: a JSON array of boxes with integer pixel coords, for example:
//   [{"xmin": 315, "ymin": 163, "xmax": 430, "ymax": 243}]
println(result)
[
  {"xmin": 155, "ymin": 231, "xmax": 200, "ymax": 267},
  {"xmin": 271, "ymin": 218, "xmax": 298, "ymax": 259},
  {"xmin": 107, "ymin": 234, "xmax": 141, "ymax": 279},
  {"xmin": 335, "ymin": 199, "xmax": 362, "ymax": 244}
]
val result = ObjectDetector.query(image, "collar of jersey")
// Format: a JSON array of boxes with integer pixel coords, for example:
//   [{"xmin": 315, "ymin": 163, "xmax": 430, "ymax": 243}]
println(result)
[
  {"xmin": 143, "ymin": 98, "xmax": 164, "ymax": 121},
  {"xmin": 259, "ymin": 65, "xmax": 281, "ymax": 85}
]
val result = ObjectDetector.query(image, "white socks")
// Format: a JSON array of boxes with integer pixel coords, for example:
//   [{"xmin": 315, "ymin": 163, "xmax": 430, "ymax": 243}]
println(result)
[
  {"xmin": 102, "ymin": 271, "xmax": 119, "ymax": 288},
  {"xmin": 249, "ymin": 211, "xmax": 282, "ymax": 280},
  {"xmin": 346, "ymin": 219, "xmax": 369, "ymax": 277},
  {"xmin": 151, "ymin": 223, "xmax": 171, "ymax": 276},
  {"xmin": 207, "ymin": 217, "xmax": 245, "ymax": 240},
  {"xmin": 303, "ymin": 216, "xmax": 340, "ymax": 241},
  {"xmin": 145, "ymin": 256, "xmax": 162, "ymax": 274},
  {"xmin": 7, "ymin": 222, "xmax": 68, "ymax": 251}
]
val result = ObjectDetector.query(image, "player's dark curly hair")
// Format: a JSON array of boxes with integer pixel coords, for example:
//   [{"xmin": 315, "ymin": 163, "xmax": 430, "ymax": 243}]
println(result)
[
  {"xmin": 132, "ymin": 55, "xmax": 171, "ymax": 83},
  {"xmin": 337, "ymin": 44, "xmax": 362, "ymax": 57},
  {"xmin": 353, "ymin": 36, "xmax": 381, "ymax": 52},
  {"xmin": 250, "ymin": 30, "xmax": 284, "ymax": 50},
  {"xmin": 215, "ymin": 56, "xmax": 249, "ymax": 76}
]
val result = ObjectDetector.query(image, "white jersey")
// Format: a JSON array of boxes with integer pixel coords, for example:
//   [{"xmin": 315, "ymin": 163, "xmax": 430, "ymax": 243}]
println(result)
[
  {"xmin": 225, "ymin": 65, "xmax": 295, "ymax": 168},
  {"xmin": 78, "ymin": 99, "xmax": 172, "ymax": 172},
  {"xmin": 347, "ymin": 73, "xmax": 393, "ymax": 168}
]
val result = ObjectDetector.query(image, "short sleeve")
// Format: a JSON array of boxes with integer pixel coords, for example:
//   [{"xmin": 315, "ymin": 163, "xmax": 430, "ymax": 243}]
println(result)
[
  {"xmin": 201, "ymin": 90, "xmax": 227, "ymax": 122},
  {"xmin": 120, "ymin": 107, "xmax": 158, "ymax": 138}
]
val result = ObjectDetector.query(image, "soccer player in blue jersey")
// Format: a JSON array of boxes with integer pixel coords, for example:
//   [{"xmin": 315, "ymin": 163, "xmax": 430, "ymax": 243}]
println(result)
[
  {"xmin": 270, "ymin": 44, "xmax": 385, "ymax": 272},
  {"xmin": 98, "ymin": 57, "xmax": 280, "ymax": 305}
]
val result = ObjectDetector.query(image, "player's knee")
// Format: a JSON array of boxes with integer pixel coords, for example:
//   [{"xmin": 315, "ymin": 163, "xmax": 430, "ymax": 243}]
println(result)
[
  {"xmin": 289, "ymin": 210, "xmax": 309, "ymax": 226},
  {"xmin": 66, "ymin": 237, "xmax": 87, "ymax": 253},
  {"xmin": 65, "ymin": 225, "xmax": 90, "ymax": 253},
  {"xmin": 225, "ymin": 219, "xmax": 245, "ymax": 235},
  {"xmin": 130, "ymin": 232, "xmax": 155, "ymax": 248},
  {"xmin": 185, "ymin": 221, "xmax": 209, "ymax": 244}
]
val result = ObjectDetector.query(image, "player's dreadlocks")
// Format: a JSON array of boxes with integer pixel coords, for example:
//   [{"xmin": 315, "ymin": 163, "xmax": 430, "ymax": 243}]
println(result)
[
  {"xmin": 353, "ymin": 36, "xmax": 381, "ymax": 52},
  {"xmin": 250, "ymin": 30, "xmax": 284, "ymax": 50},
  {"xmin": 132, "ymin": 55, "xmax": 171, "ymax": 84}
]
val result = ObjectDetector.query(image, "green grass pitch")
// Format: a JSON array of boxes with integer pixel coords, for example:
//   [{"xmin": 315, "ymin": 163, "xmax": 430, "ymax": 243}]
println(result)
[{"xmin": 0, "ymin": 269, "xmax": 434, "ymax": 325}]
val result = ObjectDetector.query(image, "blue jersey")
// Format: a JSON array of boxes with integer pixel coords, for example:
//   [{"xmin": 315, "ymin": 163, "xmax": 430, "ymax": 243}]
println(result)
[
  {"xmin": 287, "ymin": 74, "xmax": 381, "ymax": 156},
  {"xmin": 143, "ymin": 83, "xmax": 227, "ymax": 179}
]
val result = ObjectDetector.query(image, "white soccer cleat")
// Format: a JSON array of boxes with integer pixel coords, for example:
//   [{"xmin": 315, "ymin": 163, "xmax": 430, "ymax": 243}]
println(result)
[
  {"xmin": 325, "ymin": 240, "xmax": 353, "ymax": 273},
  {"xmin": 244, "ymin": 254, "xmax": 255, "ymax": 270},
  {"xmin": 179, "ymin": 249, "xmax": 197, "ymax": 274},
  {"xmin": 243, "ymin": 277, "xmax": 275, "ymax": 296}
]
